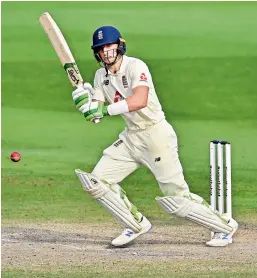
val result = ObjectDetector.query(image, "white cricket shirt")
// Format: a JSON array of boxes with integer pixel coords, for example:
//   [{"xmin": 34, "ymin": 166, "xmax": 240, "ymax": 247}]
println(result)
[{"xmin": 93, "ymin": 55, "xmax": 165, "ymax": 130}]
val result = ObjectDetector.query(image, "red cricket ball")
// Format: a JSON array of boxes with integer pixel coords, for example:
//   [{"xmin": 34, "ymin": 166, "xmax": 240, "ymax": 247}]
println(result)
[{"xmin": 10, "ymin": 152, "xmax": 21, "ymax": 162}]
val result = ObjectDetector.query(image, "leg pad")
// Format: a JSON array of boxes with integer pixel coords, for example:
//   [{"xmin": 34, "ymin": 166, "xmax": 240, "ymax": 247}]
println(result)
[
  {"xmin": 75, "ymin": 169, "xmax": 141, "ymax": 232},
  {"xmin": 156, "ymin": 194, "xmax": 232, "ymax": 233}
]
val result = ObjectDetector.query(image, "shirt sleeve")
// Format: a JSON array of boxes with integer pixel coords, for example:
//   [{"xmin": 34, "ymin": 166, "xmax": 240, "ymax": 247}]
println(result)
[
  {"xmin": 92, "ymin": 70, "xmax": 106, "ymax": 102},
  {"xmin": 130, "ymin": 59, "xmax": 152, "ymax": 90}
]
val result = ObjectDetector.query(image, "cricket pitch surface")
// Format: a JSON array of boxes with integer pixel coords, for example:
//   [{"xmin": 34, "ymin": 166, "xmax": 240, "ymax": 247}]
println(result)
[{"xmin": 2, "ymin": 220, "xmax": 257, "ymax": 277}]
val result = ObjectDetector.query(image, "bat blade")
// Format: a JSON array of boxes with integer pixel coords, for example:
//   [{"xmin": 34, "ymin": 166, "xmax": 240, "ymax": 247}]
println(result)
[
  {"xmin": 39, "ymin": 12, "xmax": 83, "ymax": 87},
  {"xmin": 39, "ymin": 12, "xmax": 100, "ymax": 124}
]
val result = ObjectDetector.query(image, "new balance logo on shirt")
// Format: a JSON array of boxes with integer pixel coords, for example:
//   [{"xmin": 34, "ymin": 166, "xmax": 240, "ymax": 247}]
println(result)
[{"xmin": 103, "ymin": 80, "xmax": 109, "ymax": 86}]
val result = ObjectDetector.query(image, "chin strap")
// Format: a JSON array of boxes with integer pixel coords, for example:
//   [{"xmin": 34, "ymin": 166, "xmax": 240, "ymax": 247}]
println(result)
[
  {"xmin": 103, "ymin": 54, "xmax": 122, "ymax": 77},
  {"xmin": 104, "ymin": 64, "xmax": 108, "ymax": 77}
]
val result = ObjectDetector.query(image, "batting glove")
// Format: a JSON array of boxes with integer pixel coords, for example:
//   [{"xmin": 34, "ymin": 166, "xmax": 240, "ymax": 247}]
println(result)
[
  {"xmin": 72, "ymin": 83, "xmax": 93, "ymax": 112},
  {"xmin": 84, "ymin": 101, "xmax": 109, "ymax": 122}
]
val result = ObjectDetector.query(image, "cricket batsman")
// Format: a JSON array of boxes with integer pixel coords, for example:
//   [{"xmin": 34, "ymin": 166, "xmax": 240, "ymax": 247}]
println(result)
[{"xmin": 72, "ymin": 26, "xmax": 238, "ymax": 247}]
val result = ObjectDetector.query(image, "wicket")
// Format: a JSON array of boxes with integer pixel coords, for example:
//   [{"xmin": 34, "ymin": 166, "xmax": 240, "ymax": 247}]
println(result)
[{"xmin": 210, "ymin": 140, "xmax": 232, "ymax": 236}]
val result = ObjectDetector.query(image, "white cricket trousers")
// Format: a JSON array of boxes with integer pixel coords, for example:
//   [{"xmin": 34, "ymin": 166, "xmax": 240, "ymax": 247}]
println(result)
[{"xmin": 92, "ymin": 119, "xmax": 190, "ymax": 197}]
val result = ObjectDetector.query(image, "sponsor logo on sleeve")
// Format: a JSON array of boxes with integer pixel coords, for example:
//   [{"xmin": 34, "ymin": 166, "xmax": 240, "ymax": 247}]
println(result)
[{"xmin": 140, "ymin": 73, "xmax": 147, "ymax": 81}]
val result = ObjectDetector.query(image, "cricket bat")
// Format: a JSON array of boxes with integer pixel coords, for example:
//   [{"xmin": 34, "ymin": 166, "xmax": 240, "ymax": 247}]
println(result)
[
  {"xmin": 39, "ymin": 12, "xmax": 100, "ymax": 122},
  {"xmin": 39, "ymin": 12, "xmax": 83, "ymax": 87}
]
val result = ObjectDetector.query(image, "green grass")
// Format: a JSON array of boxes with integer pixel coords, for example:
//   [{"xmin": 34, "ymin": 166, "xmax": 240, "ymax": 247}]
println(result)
[
  {"xmin": 1, "ymin": 1, "xmax": 257, "ymax": 277},
  {"xmin": 2, "ymin": 261, "xmax": 257, "ymax": 278},
  {"xmin": 2, "ymin": 0, "xmax": 257, "ymax": 221},
  {"xmin": 2, "ymin": 0, "xmax": 257, "ymax": 222},
  {"xmin": 2, "ymin": 107, "xmax": 257, "ymax": 222}
]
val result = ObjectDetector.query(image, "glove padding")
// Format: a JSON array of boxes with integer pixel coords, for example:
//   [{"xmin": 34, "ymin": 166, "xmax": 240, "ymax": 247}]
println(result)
[
  {"xmin": 72, "ymin": 83, "xmax": 94, "ymax": 113},
  {"xmin": 72, "ymin": 83, "xmax": 108, "ymax": 122},
  {"xmin": 84, "ymin": 101, "xmax": 109, "ymax": 121}
]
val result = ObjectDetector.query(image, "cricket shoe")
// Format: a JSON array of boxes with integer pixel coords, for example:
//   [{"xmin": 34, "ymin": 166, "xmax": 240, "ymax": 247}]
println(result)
[
  {"xmin": 206, "ymin": 218, "xmax": 238, "ymax": 247},
  {"xmin": 111, "ymin": 216, "xmax": 152, "ymax": 247}
]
